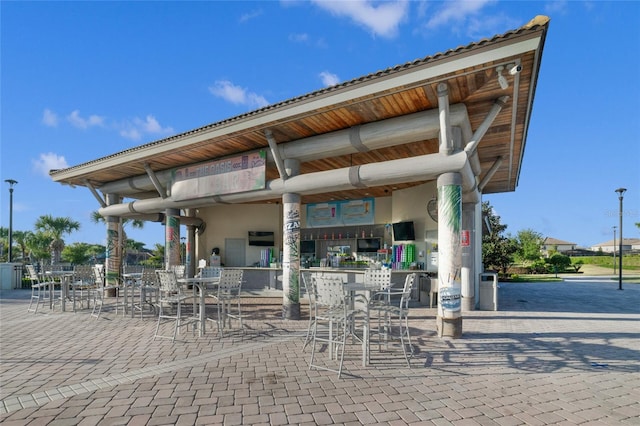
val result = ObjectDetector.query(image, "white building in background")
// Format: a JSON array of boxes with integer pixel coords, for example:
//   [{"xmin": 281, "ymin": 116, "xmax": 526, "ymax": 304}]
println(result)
[
  {"xmin": 541, "ymin": 237, "xmax": 577, "ymax": 255},
  {"xmin": 591, "ymin": 238, "xmax": 640, "ymax": 254}
]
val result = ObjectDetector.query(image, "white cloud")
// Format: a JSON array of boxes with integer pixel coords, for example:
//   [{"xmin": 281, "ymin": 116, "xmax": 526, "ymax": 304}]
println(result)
[
  {"xmin": 119, "ymin": 115, "xmax": 174, "ymax": 141},
  {"xmin": 545, "ymin": 0, "xmax": 568, "ymax": 15},
  {"xmin": 120, "ymin": 128, "xmax": 142, "ymax": 141},
  {"xmin": 463, "ymin": 13, "xmax": 520, "ymax": 39},
  {"xmin": 42, "ymin": 108, "xmax": 59, "ymax": 127},
  {"xmin": 209, "ymin": 80, "xmax": 269, "ymax": 109},
  {"xmin": 319, "ymin": 71, "xmax": 340, "ymax": 87},
  {"xmin": 289, "ymin": 32, "xmax": 309, "ymax": 43},
  {"xmin": 137, "ymin": 115, "xmax": 173, "ymax": 134},
  {"xmin": 289, "ymin": 32, "xmax": 328, "ymax": 49},
  {"xmin": 67, "ymin": 110, "xmax": 105, "ymax": 129},
  {"xmin": 32, "ymin": 152, "xmax": 69, "ymax": 177},
  {"xmin": 423, "ymin": 0, "xmax": 496, "ymax": 32},
  {"xmin": 311, "ymin": 0, "xmax": 408, "ymax": 38},
  {"xmin": 239, "ymin": 8, "xmax": 263, "ymax": 23}
]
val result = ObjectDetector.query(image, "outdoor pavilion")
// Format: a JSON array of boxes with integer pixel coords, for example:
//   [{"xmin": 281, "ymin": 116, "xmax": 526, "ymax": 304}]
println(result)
[{"xmin": 50, "ymin": 15, "xmax": 550, "ymax": 337}]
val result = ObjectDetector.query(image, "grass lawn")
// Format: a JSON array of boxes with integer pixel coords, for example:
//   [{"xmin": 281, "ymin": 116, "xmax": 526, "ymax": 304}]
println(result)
[{"xmin": 507, "ymin": 264, "xmax": 640, "ymax": 284}]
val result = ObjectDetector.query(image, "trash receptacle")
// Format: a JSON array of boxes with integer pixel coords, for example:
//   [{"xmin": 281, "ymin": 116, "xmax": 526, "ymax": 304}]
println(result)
[{"xmin": 479, "ymin": 272, "xmax": 498, "ymax": 311}]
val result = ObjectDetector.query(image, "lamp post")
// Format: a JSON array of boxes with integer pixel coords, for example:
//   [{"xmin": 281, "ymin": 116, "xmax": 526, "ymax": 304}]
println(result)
[
  {"xmin": 615, "ymin": 188, "xmax": 626, "ymax": 290},
  {"xmin": 612, "ymin": 226, "xmax": 616, "ymax": 275},
  {"xmin": 4, "ymin": 179, "xmax": 18, "ymax": 263}
]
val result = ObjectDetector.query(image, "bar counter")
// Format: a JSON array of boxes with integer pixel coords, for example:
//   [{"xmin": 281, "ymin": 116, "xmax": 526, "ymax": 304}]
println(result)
[{"xmin": 236, "ymin": 266, "xmax": 429, "ymax": 292}]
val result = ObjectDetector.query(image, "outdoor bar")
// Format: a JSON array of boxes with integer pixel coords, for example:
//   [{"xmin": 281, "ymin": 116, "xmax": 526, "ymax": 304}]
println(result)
[{"xmin": 48, "ymin": 16, "xmax": 550, "ymax": 340}]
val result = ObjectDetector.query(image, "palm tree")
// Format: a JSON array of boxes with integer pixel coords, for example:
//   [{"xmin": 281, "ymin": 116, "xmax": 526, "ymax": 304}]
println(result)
[
  {"xmin": 90, "ymin": 211, "xmax": 144, "ymax": 262},
  {"xmin": 34, "ymin": 215, "xmax": 81, "ymax": 264},
  {"xmin": 12, "ymin": 230, "xmax": 33, "ymax": 262},
  {"xmin": 25, "ymin": 231, "xmax": 53, "ymax": 265}
]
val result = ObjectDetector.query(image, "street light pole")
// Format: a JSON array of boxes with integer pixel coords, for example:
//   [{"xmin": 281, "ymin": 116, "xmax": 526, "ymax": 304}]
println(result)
[
  {"xmin": 612, "ymin": 226, "xmax": 616, "ymax": 275},
  {"xmin": 4, "ymin": 179, "xmax": 18, "ymax": 263},
  {"xmin": 615, "ymin": 188, "xmax": 626, "ymax": 290}
]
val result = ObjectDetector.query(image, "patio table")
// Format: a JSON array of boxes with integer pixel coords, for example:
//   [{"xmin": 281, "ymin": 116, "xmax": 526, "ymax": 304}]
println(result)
[
  {"xmin": 45, "ymin": 271, "xmax": 74, "ymax": 312},
  {"xmin": 178, "ymin": 276, "xmax": 220, "ymax": 336},
  {"xmin": 343, "ymin": 282, "xmax": 378, "ymax": 366}
]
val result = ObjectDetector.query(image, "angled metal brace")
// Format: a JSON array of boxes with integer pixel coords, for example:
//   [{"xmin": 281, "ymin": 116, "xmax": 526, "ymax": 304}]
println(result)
[
  {"xmin": 265, "ymin": 129, "xmax": 289, "ymax": 181},
  {"xmin": 83, "ymin": 180, "xmax": 106, "ymax": 208},
  {"xmin": 144, "ymin": 163, "xmax": 167, "ymax": 198}
]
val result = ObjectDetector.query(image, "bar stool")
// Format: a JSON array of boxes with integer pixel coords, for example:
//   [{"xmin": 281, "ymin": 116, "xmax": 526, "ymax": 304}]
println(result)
[{"xmin": 153, "ymin": 270, "xmax": 195, "ymax": 341}]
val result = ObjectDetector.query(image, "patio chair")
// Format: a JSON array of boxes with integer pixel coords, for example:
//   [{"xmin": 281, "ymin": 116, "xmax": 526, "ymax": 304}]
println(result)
[
  {"xmin": 26, "ymin": 264, "xmax": 51, "ymax": 314},
  {"xmin": 369, "ymin": 273, "xmax": 416, "ymax": 367},
  {"xmin": 132, "ymin": 268, "xmax": 159, "ymax": 318},
  {"xmin": 42, "ymin": 264, "xmax": 65, "ymax": 309},
  {"xmin": 300, "ymin": 271, "xmax": 316, "ymax": 350},
  {"xmin": 90, "ymin": 265, "xmax": 125, "ymax": 319},
  {"xmin": 365, "ymin": 268, "xmax": 392, "ymax": 307},
  {"xmin": 153, "ymin": 269, "xmax": 196, "ymax": 342},
  {"xmin": 171, "ymin": 264, "xmax": 186, "ymax": 279},
  {"xmin": 308, "ymin": 275, "xmax": 367, "ymax": 378},
  {"xmin": 199, "ymin": 266, "xmax": 223, "ymax": 279},
  {"xmin": 207, "ymin": 269, "xmax": 244, "ymax": 337},
  {"xmin": 70, "ymin": 265, "xmax": 96, "ymax": 311}
]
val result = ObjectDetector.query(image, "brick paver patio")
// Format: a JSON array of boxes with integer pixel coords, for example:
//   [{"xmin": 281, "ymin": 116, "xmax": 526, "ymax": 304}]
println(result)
[{"xmin": 1, "ymin": 277, "xmax": 638, "ymax": 425}]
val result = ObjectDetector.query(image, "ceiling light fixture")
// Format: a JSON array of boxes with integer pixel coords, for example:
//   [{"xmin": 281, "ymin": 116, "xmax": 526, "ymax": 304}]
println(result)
[{"xmin": 496, "ymin": 66, "xmax": 509, "ymax": 90}]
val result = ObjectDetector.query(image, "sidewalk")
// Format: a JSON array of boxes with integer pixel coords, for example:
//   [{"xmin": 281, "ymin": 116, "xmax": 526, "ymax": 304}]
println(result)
[{"xmin": 1, "ymin": 280, "xmax": 638, "ymax": 425}]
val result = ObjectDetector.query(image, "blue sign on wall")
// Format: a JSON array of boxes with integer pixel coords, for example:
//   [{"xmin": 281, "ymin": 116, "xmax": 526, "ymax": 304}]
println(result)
[{"xmin": 306, "ymin": 198, "xmax": 375, "ymax": 228}]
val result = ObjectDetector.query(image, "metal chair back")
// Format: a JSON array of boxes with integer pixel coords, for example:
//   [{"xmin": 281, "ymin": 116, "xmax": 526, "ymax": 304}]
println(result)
[
  {"xmin": 25, "ymin": 264, "xmax": 42, "ymax": 284},
  {"xmin": 171, "ymin": 265, "xmax": 186, "ymax": 279},
  {"xmin": 140, "ymin": 268, "xmax": 158, "ymax": 286},
  {"xmin": 156, "ymin": 270, "xmax": 181, "ymax": 294},
  {"xmin": 92, "ymin": 265, "xmax": 104, "ymax": 286},
  {"xmin": 73, "ymin": 265, "xmax": 95, "ymax": 284},
  {"xmin": 200, "ymin": 266, "xmax": 223, "ymax": 278},
  {"xmin": 313, "ymin": 275, "xmax": 346, "ymax": 310},
  {"xmin": 364, "ymin": 269, "xmax": 392, "ymax": 290},
  {"xmin": 217, "ymin": 269, "xmax": 243, "ymax": 294},
  {"xmin": 399, "ymin": 273, "xmax": 417, "ymax": 309}
]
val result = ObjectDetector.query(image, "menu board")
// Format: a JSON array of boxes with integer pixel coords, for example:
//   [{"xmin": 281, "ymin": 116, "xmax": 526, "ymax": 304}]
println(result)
[
  {"xmin": 171, "ymin": 150, "xmax": 266, "ymax": 201},
  {"xmin": 306, "ymin": 198, "xmax": 374, "ymax": 228}
]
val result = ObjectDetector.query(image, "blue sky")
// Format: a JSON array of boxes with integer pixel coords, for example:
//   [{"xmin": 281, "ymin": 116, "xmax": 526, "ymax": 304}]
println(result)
[{"xmin": 1, "ymin": 1, "xmax": 639, "ymax": 251}]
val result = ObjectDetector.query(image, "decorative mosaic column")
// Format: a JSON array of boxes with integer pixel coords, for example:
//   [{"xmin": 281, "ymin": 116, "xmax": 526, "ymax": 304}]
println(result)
[
  {"xmin": 437, "ymin": 172, "xmax": 462, "ymax": 337},
  {"xmin": 282, "ymin": 193, "xmax": 301, "ymax": 320},
  {"xmin": 104, "ymin": 194, "xmax": 121, "ymax": 295},
  {"xmin": 165, "ymin": 209, "xmax": 181, "ymax": 270},
  {"xmin": 282, "ymin": 158, "xmax": 301, "ymax": 320}
]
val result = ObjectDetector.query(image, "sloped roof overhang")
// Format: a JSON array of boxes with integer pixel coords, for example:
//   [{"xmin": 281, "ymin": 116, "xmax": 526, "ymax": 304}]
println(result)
[{"xmin": 50, "ymin": 16, "xmax": 550, "ymax": 216}]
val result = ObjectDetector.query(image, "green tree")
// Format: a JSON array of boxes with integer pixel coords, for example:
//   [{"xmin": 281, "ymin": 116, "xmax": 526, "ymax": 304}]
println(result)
[
  {"xmin": 86, "ymin": 244, "xmax": 106, "ymax": 263},
  {"xmin": 141, "ymin": 243, "xmax": 164, "ymax": 268},
  {"xmin": 0, "ymin": 227, "xmax": 7, "ymax": 261},
  {"xmin": 25, "ymin": 231, "xmax": 53, "ymax": 265},
  {"xmin": 482, "ymin": 201, "xmax": 517, "ymax": 275},
  {"xmin": 514, "ymin": 229, "xmax": 544, "ymax": 265},
  {"xmin": 34, "ymin": 215, "xmax": 81, "ymax": 264},
  {"xmin": 547, "ymin": 252, "xmax": 571, "ymax": 275},
  {"xmin": 62, "ymin": 242, "xmax": 94, "ymax": 265},
  {"xmin": 12, "ymin": 230, "xmax": 32, "ymax": 262}
]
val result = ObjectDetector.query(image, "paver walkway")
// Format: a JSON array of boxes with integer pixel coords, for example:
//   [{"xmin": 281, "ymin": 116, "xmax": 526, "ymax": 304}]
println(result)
[{"xmin": 1, "ymin": 278, "xmax": 638, "ymax": 425}]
